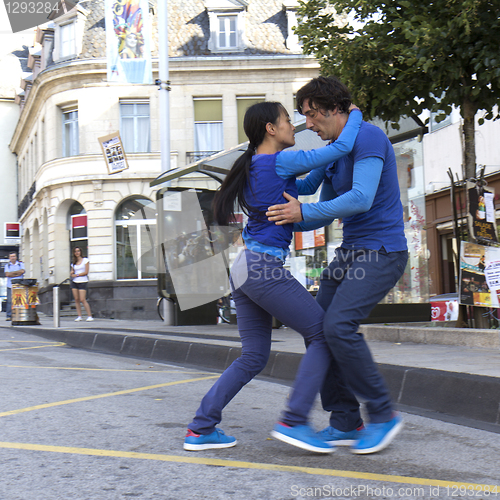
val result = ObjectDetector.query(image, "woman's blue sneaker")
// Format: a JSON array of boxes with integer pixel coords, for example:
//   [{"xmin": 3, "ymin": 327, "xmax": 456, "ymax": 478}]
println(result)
[
  {"xmin": 183, "ymin": 428, "xmax": 237, "ymax": 451},
  {"xmin": 317, "ymin": 425, "xmax": 364, "ymax": 446},
  {"xmin": 271, "ymin": 422, "xmax": 335, "ymax": 453},
  {"xmin": 351, "ymin": 414, "xmax": 403, "ymax": 455}
]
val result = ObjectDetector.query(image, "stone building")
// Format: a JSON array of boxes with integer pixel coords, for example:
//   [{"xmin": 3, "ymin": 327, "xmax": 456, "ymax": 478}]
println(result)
[{"xmin": 9, "ymin": 0, "xmax": 320, "ymax": 319}]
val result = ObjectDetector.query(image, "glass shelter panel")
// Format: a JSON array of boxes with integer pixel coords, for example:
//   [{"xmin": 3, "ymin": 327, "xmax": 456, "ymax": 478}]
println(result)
[{"xmin": 293, "ymin": 136, "xmax": 428, "ymax": 303}]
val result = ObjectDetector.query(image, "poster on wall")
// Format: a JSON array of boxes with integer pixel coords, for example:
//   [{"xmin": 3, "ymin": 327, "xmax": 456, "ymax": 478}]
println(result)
[
  {"xmin": 105, "ymin": 0, "xmax": 153, "ymax": 84},
  {"xmin": 467, "ymin": 181, "xmax": 498, "ymax": 243},
  {"xmin": 98, "ymin": 132, "xmax": 129, "ymax": 174},
  {"xmin": 295, "ymin": 229, "xmax": 325, "ymax": 251},
  {"xmin": 459, "ymin": 241, "xmax": 500, "ymax": 307}
]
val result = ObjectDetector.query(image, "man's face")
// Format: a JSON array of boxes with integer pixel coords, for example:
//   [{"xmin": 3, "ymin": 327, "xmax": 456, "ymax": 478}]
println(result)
[
  {"xmin": 302, "ymin": 99, "xmax": 342, "ymax": 141},
  {"xmin": 9, "ymin": 253, "xmax": 17, "ymax": 264}
]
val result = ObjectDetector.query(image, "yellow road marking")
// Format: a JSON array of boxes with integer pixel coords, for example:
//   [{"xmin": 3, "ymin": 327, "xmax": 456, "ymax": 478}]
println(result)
[
  {"xmin": 0, "ymin": 375, "xmax": 218, "ymax": 418},
  {"xmin": 0, "ymin": 364, "xmax": 211, "ymax": 374},
  {"xmin": 0, "ymin": 340, "xmax": 61, "ymax": 343},
  {"xmin": 0, "ymin": 441, "xmax": 497, "ymax": 491},
  {"xmin": 0, "ymin": 343, "xmax": 65, "ymax": 352}
]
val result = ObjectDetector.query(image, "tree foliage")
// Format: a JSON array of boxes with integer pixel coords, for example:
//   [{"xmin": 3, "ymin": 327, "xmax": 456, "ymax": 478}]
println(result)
[{"xmin": 295, "ymin": 0, "xmax": 500, "ymax": 177}]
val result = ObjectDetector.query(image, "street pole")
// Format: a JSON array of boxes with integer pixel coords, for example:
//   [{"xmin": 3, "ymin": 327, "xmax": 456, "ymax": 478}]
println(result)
[
  {"xmin": 157, "ymin": 1, "xmax": 174, "ymax": 324},
  {"xmin": 158, "ymin": 0, "xmax": 171, "ymax": 173}
]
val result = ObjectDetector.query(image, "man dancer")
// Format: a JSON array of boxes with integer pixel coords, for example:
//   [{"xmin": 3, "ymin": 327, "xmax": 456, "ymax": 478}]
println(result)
[{"xmin": 267, "ymin": 76, "xmax": 408, "ymax": 454}]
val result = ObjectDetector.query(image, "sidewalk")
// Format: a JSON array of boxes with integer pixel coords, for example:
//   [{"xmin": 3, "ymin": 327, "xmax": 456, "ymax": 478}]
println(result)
[{"xmin": 11, "ymin": 314, "xmax": 500, "ymax": 430}]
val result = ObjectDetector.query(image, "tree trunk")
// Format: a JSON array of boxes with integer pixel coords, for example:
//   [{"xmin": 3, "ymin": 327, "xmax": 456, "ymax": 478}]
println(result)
[{"xmin": 462, "ymin": 97, "xmax": 478, "ymax": 179}]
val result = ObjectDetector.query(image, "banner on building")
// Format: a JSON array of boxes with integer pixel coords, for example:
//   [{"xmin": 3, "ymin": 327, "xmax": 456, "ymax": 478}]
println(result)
[
  {"xmin": 98, "ymin": 132, "xmax": 129, "ymax": 174},
  {"xmin": 459, "ymin": 241, "xmax": 500, "ymax": 307},
  {"xmin": 105, "ymin": 0, "xmax": 153, "ymax": 84},
  {"xmin": 71, "ymin": 215, "xmax": 88, "ymax": 241},
  {"xmin": 467, "ymin": 181, "xmax": 498, "ymax": 243}
]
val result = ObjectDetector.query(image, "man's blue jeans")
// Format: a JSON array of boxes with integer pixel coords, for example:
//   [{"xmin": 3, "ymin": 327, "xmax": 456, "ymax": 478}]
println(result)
[
  {"xmin": 188, "ymin": 249, "xmax": 332, "ymax": 434},
  {"xmin": 6, "ymin": 287, "xmax": 12, "ymax": 319},
  {"xmin": 316, "ymin": 247, "xmax": 408, "ymax": 431}
]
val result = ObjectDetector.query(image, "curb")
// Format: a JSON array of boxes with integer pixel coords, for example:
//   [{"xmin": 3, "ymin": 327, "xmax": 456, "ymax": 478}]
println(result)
[{"xmin": 17, "ymin": 326, "xmax": 500, "ymax": 429}]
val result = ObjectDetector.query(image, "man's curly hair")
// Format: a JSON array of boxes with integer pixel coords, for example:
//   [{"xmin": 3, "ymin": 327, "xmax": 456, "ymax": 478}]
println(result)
[{"xmin": 296, "ymin": 76, "xmax": 352, "ymax": 115}]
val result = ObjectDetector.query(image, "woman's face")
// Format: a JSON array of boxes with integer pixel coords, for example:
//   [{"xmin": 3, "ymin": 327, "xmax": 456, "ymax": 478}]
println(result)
[
  {"xmin": 273, "ymin": 110, "xmax": 295, "ymax": 149},
  {"xmin": 74, "ymin": 248, "xmax": 81, "ymax": 257},
  {"xmin": 125, "ymin": 32, "xmax": 138, "ymax": 49}
]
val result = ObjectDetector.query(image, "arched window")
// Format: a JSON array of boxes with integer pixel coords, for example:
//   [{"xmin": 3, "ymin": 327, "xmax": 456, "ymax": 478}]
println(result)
[
  {"xmin": 115, "ymin": 197, "xmax": 157, "ymax": 280},
  {"xmin": 67, "ymin": 201, "xmax": 87, "ymax": 261}
]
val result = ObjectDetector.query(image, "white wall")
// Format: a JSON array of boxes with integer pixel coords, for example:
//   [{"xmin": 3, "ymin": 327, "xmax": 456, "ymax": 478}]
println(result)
[
  {"xmin": 423, "ymin": 107, "xmax": 500, "ymax": 193},
  {"xmin": 0, "ymin": 100, "xmax": 20, "ymax": 245}
]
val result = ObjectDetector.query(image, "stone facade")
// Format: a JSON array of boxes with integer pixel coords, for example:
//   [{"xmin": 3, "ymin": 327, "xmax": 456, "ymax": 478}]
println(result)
[{"xmin": 8, "ymin": 0, "xmax": 320, "ymax": 319}]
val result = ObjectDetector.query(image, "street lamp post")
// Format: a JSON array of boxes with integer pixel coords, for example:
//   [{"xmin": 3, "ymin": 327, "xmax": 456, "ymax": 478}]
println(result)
[{"xmin": 158, "ymin": 0, "xmax": 171, "ymax": 174}]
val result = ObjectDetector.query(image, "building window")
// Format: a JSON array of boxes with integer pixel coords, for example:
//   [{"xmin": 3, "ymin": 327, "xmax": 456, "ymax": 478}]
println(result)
[
  {"xmin": 218, "ymin": 16, "xmax": 237, "ymax": 48},
  {"xmin": 68, "ymin": 201, "xmax": 87, "ymax": 261},
  {"xmin": 60, "ymin": 21, "xmax": 76, "ymax": 58},
  {"xmin": 237, "ymin": 96, "xmax": 265, "ymax": 143},
  {"xmin": 293, "ymin": 96, "xmax": 303, "ymax": 123},
  {"xmin": 115, "ymin": 197, "xmax": 156, "ymax": 280},
  {"xmin": 206, "ymin": 1, "xmax": 246, "ymax": 53},
  {"xmin": 193, "ymin": 98, "xmax": 223, "ymax": 158},
  {"xmin": 120, "ymin": 101, "xmax": 150, "ymax": 153},
  {"xmin": 62, "ymin": 108, "xmax": 79, "ymax": 157}
]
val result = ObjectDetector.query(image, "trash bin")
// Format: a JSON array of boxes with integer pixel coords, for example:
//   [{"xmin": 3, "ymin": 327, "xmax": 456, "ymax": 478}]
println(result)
[{"xmin": 11, "ymin": 278, "xmax": 40, "ymax": 325}]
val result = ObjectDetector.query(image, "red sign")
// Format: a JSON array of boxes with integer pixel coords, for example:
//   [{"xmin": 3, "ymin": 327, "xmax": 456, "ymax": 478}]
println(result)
[
  {"xmin": 71, "ymin": 214, "xmax": 88, "ymax": 241},
  {"xmin": 431, "ymin": 300, "xmax": 459, "ymax": 321},
  {"xmin": 5, "ymin": 223, "xmax": 20, "ymax": 239}
]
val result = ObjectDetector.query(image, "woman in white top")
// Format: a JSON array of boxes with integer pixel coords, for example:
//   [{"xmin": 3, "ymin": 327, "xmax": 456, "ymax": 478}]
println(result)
[{"xmin": 70, "ymin": 246, "xmax": 93, "ymax": 322}]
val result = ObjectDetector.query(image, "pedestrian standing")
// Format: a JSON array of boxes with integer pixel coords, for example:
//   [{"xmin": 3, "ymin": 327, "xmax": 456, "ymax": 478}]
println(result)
[
  {"xmin": 4, "ymin": 251, "xmax": 25, "ymax": 321},
  {"xmin": 70, "ymin": 247, "xmax": 94, "ymax": 322}
]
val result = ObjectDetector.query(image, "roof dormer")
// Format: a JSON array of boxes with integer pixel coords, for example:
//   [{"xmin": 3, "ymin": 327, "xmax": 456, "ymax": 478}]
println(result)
[{"xmin": 204, "ymin": 0, "xmax": 248, "ymax": 53}]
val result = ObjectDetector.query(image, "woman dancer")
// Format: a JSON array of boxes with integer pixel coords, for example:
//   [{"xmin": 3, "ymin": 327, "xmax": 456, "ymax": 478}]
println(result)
[{"xmin": 184, "ymin": 101, "xmax": 361, "ymax": 453}]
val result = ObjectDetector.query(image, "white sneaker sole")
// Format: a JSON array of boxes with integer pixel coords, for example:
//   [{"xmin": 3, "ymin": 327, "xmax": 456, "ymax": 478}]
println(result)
[
  {"xmin": 271, "ymin": 430, "xmax": 335, "ymax": 454},
  {"xmin": 351, "ymin": 419, "xmax": 404, "ymax": 455},
  {"xmin": 183, "ymin": 440, "xmax": 237, "ymax": 451},
  {"xmin": 326, "ymin": 439, "xmax": 356, "ymax": 446}
]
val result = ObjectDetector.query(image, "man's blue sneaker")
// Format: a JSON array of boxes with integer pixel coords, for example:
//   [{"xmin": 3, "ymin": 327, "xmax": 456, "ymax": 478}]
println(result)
[
  {"xmin": 351, "ymin": 414, "xmax": 403, "ymax": 455},
  {"xmin": 183, "ymin": 428, "xmax": 237, "ymax": 451},
  {"xmin": 317, "ymin": 425, "xmax": 364, "ymax": 446},
  {"xmin": 271, "ymin": 422, "xmax": 335, "ymax": 454}
]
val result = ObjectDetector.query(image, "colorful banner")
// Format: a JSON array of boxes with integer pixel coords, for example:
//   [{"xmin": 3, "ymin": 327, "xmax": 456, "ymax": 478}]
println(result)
[
  {"xmin": 467, "ymin": 181, "xmax": 498, "ymax": 243},
  {"xmin": 105, "ymin": 0, "xmax": 153, "ymax": 84},
  {"xmin": 459, "ymin": 241, "xmax": 500, "ymax": 307}
]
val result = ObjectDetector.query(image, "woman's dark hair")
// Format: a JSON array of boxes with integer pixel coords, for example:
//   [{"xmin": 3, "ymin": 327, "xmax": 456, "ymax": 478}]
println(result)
[
  {"xmin": 296, "ymin": 76, "xmax": 352, "ymax": 115},
  {"xmin": 213, "ymin": 101, "xmax": 287, "ymax": 226},
  {"xmin": 72, "ymin": 246, "xmax": 85, "ymax": 266}
]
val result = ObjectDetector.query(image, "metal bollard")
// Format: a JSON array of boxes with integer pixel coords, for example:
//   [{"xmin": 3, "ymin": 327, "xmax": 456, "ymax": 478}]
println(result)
[
  {"xmin": 163, "ymin": 297, "xmax": 175, "ymax": 325},
  {"xmin": 53, "ymin": 286, "xmax": 60, "ymax": 328}
]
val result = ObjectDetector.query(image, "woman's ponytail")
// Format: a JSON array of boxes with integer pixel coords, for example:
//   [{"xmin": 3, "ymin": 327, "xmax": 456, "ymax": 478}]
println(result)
[{"xmin": 212, "ymin": 101, "xmax": 286, "ymax": 226}]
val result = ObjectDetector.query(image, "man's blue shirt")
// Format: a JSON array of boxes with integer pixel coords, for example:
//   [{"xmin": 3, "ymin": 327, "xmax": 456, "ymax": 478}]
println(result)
[
  {"xmin": 5, "ymin": 261, "xmax": 25, "ymax": 288},
  {"xmin": 298, "ymin": 121, "xmax": 407, "ymax": 252}
]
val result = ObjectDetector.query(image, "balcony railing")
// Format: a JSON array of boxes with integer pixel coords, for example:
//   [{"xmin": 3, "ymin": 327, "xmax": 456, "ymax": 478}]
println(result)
[{"xmin": 186, "ymin": 151, "xmax": 222, "ymax": 163}]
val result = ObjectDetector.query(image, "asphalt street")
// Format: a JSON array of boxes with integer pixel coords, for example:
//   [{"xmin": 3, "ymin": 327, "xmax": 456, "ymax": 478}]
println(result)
[{"xmin": 1, "ymin": 328, "xmax": 500, "ymax": 500}]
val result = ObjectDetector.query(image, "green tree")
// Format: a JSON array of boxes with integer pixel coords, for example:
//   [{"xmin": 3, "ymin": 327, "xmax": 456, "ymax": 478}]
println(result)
[{"xmin": 295, "ymin": 0, "xmax": 500, "ymax": 178}]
